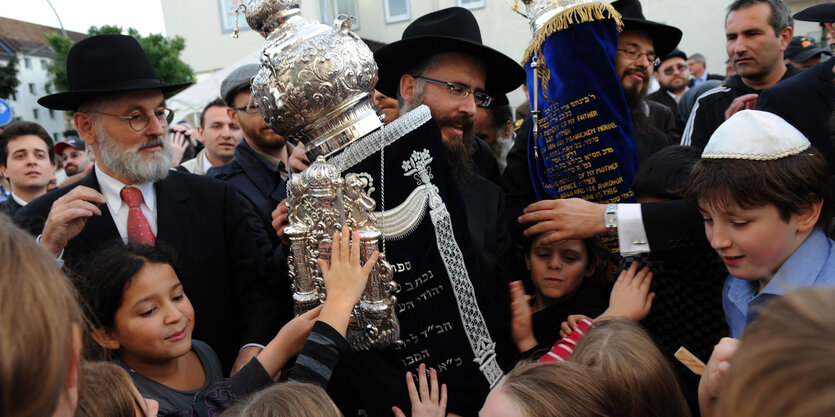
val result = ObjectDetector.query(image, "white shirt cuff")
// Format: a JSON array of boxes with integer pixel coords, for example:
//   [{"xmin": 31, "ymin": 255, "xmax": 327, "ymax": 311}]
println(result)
[
  {"xmin": 241, "ymin": 343, "xmax": 266, "ymax": 351},
  {"xmin": 37, "ymin": 234, "xmax": 65, "ymax": 268},
  {"xmin": 617, "ymin": 203, "xmax": 652, "ymax": 256}
]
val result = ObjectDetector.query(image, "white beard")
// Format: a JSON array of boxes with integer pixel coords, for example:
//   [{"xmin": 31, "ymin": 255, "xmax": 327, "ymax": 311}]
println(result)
[{"xmin": 96, "ymin": 125, "xmax": 172, "ymax": 183}]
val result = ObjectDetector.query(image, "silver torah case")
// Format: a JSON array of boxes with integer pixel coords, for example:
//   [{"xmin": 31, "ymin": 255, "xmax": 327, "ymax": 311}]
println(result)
[{"xmin": 244, "ymin": 0, "xmax": 399, "ymax": 350}]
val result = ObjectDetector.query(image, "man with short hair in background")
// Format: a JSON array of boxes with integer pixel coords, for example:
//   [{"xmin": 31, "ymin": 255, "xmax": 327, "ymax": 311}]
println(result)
[
  {"xmin": 0, "ymin": 121, "xmax": 54, "ymax": 215},
  {"xmin": 682, "ymin": 0, "xmax": 799, "ymax": 150},
  {"xmin": 180, "ymin": 98, "xmax": 242, "ymax": 175},
  {"xmin": 687, "ymin": 53, "xmax": 725, "ymax": 86}
]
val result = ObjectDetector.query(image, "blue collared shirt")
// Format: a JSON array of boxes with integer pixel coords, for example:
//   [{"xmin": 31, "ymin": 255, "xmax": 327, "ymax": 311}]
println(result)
[{"xmin": 723, "ymin": 228, "xmax": 835, "ymax": 337}]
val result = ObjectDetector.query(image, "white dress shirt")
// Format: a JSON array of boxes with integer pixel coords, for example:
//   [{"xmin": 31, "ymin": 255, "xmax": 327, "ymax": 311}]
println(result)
[{"xmin": 95, "ymin": 164, "xmax": 158, "ymax": 242}]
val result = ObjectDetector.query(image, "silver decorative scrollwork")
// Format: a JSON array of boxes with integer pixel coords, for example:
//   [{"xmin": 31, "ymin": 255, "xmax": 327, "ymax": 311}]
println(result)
[
  {"xmin": 245, "ymin": 0, "xmax": 383, "ymax": 161},
  {"xmin": 285, "ymin": 156, "xmax": 400, "ymax": 350}
]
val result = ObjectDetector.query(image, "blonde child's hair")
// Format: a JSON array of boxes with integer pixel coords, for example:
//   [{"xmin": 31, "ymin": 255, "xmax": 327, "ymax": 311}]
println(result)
[
  {"xmin": 719, "ymin": 287, "xmax": 835, "ymax": 417},
  {"xmin": 219, "ymin": 382, "xmax": 342, "ymax": 417},
  {"xmin": 570, "ymin": 319, "xmax": 691, "ymax": 417},
  {"xmin": 500, "ymin": 361, "xmax": 617, "ymax": 417},
  {"xmin": 76, "ymin": 361, "xmax": 137, "ymax": 417},
  {"xmin": 0, "ymin": 214, "xmax": 85, "ymax": 417}
]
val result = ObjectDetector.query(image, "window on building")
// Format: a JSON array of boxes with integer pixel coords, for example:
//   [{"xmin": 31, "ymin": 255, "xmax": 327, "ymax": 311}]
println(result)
[
  {"xmin": 32, "ymin": 108, "xmax": 39, "ymax": 120},
  {"xmin": 28, "ymin": 83, "xmax": 36, "ymax": 95},
  {"xmin": 44, "ymin": 83, "xmax": 51, "ymax": 94},
  {"xmin": 320, "ymin": 0, "xmax": 359, "ymax": 29},
  {"xmin": 49, "ymin": 109, "xmax": 55, "ymax": 119},
  {"xmin": 10, "ymin": 90, "xmax": 16, "ymax": 101},
  {"xmin": 457, "ymin": 0, "xmax": 485, "ymax": 9},
  {"xmin": 41, "ymin": 59, "xmax": 48, "ymax": 70},
  {"xmin": 384, "ymin": 0, "xmax": 410, "ymax": 23},
  {"xmin": 24, "ymin": 57, "xmax": 31, "ymax": 69},
  {"xmin": 53, "ymin": 132, "xmax": 59, "ymax": 142}
]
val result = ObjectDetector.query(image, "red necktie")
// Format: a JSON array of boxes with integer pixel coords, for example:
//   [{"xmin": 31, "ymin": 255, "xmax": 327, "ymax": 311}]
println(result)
[{"xmin": 120, "ymin": 187, "xmax": 156, "ymax": 246}]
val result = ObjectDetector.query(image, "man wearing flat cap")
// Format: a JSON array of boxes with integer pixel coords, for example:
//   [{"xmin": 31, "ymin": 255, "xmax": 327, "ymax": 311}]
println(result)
[
  {"xmin": 757, "ymin": 3, "xmax": 835, "ymax": 173},
  {"xmin": 16, "ymin": 34, "xmax": 284, "ymax": 374},
  {"xmin": 649, "ymin": 48, "xmax": 691, "ymax": 135}
]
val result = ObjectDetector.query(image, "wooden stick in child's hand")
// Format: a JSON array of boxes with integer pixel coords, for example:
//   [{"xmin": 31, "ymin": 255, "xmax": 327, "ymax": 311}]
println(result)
[{"xmin": 675, "ymin": 346, "xmax": 706, "ymax": 376}]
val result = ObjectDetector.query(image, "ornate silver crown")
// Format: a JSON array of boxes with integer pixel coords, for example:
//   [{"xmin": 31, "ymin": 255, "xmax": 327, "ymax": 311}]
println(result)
[
  {"xmin": 245, "ymin": 0, "xmax": 383, "ymax": 160},
  {"xmin": 284, "ymin": 157, "xmax": 399, "ymax": 350}
]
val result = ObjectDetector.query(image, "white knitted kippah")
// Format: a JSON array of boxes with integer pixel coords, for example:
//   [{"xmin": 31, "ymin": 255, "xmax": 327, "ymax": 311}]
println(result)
[{"xmin": 702, "ymin": 110, "xmax": 810, "ymax": 160}]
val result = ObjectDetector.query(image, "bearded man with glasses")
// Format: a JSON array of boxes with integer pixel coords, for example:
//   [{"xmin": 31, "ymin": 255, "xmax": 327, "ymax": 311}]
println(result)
[
  {"xmin": 648, "ymin": 49, "xmax": 691, "ymax": 136},
  {"xmin": 16, "ymin": 34, "xmax": 285, "ymax": 376}
]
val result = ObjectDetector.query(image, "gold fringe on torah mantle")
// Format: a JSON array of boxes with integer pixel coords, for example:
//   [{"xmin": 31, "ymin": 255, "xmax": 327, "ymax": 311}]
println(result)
[{"xmin": 521, "ymin": 2, "xmax": 623, "ymax": 65}]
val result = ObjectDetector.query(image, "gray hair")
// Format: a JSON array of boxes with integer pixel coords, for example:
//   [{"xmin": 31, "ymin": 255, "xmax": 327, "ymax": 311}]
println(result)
[{"xmin": 690, "ymin": 53, "xmax": 706, "ymax": 64}]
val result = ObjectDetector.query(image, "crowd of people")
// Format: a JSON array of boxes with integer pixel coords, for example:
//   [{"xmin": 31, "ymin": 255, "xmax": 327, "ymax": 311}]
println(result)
[{"xmin": 2, "ymin": 0, "xmax": 835, "ymax": 416}]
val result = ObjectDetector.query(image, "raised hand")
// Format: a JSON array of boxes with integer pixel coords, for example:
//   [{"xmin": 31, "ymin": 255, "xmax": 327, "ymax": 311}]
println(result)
[
  {"xmin": 317, "ymin": 226, "xmax": 379, "ymax": 336},
  {"xmin": 509, "ymin": 281, "xmax": 537, "ymax": 352},
  {"xmin": 392, "ymin": 363, "xmax": 448, "ymax": 417},
  {"xmin": 597, "ymin": 261, "xmax": 654, "ymax": 322}
]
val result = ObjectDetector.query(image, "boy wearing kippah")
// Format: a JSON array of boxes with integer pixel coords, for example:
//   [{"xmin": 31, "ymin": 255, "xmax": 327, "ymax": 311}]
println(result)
[{"xmin": 685, "ymin": 110, "xmax": 835, "ymax": 338}]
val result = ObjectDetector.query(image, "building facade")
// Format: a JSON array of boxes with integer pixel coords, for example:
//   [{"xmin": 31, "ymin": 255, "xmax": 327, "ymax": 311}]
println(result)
[
  {"xmin": 161, "ymin": 0, "xmax": 831, "ymax": 111},
  {"xmin": 0, "ymin": 16, "xmax": 85, "ymax": 142}
]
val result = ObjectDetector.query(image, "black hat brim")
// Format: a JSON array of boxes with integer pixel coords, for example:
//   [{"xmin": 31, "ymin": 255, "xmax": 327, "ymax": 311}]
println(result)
[
  {"xmin": 374, "ymin": 35, "xmax": 526, "ymax": 99},
  {"xmin": 794, "ymin": 4, "xmax": 835, "ymax": 23},
  {"xmin": 622, "ymin": 18, "xmax": 682, "ymax": 60},
  {"xmin": 38, "ymin": 81, "xmax": 192, "ymax": 111}
]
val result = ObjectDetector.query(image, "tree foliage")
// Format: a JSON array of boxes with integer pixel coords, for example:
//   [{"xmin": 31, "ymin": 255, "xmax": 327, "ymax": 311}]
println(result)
[
  {"xmin": 0, "ymin": 56, "xmax": 20, "ymax": 99},
  {"xmin": 45, "ymin": 32, "xmax": 73, "ymax": 93},
  {"xmin": 45, "ymin": 25, "xmax": 196, "ymax": 94}
]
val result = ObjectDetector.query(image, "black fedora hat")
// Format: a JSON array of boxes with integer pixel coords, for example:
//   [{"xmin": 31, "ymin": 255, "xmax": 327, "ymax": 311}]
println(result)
[
  {"xmin": 38, "ymin": 34, "xmax": 192, "ymax": 111},
  {"xmin": 613, "ymin": 0, "xmax": 682, "ymax": 59},
  {"xmin": 373, "ymin": 7, "xmax": 525, "ymax": 99},
  {"xmin": 794, "ymin": 3, "xmax": 835, "ymax": 22}
]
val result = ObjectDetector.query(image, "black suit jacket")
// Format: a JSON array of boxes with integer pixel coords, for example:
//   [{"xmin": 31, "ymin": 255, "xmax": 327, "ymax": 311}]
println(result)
[
  {"xmin": 757, "ymin": 58, "xmax": 835, "ymax": 172},
  {"xmin": 15, "ymin": 170, "xmax": 282, "ymax": 372}
]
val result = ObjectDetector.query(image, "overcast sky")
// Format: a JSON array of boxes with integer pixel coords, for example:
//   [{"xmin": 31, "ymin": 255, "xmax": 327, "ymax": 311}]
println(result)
[{"xmin": 1, "ymin": 0, "xmax": 167, "ymax": 36}]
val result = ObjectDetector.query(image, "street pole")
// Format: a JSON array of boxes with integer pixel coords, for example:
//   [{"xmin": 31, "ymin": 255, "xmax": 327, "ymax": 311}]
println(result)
[{"xmin": 44, "ymin": 0, "xmax": 68, "ymax": 38}]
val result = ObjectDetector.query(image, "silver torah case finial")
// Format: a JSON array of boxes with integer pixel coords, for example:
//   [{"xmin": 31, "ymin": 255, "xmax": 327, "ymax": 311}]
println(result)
[
  {"xmin": 284, "ymin": 157, "xmax": 399, "ymax": 350},
  {"xmin": 246, "ymin": 0, "xmax": 384, "ymax": 162},
  {"xmin": 521, "ymin": 0, "xmax": 606, "ymax": 34}
]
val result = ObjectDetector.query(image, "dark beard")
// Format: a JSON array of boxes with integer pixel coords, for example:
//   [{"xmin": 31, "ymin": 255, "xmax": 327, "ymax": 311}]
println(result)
[
  {"xmin": 436, "ymin": 114, "xmax": 476, "ymax": 188},
  {"xmin": 624, "ymin": 84, "xmax": 649, "ymax": 131}
]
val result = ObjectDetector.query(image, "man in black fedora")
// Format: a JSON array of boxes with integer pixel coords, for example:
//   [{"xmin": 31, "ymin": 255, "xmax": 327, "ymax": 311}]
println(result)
[
  {"xmin": 328, "ymin": 7, "xmax": 522, "ymax": 416},
  {"xmin": 375, "ymin": 5, "xmax": 521, "ymax": 301},
  {"xmin": 611, "ymin": 0, "xmax": 680, "ymax": 150},
  {"xmin": 16, "ymin": 34, "xmax": 286, "ymax": 374}
]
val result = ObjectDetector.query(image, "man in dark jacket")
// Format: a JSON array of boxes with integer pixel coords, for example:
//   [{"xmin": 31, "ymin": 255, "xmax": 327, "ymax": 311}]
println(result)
[
  {"xmin": 17, "ymin": 35, "xmax": 283, "ymax": 374},
  {"xmin": 757, "ymin": 3, "xmax": 835, "ymax": 173},
  {"xmin": 209, "ymin": 64, "xmax": 294, "ymax": 327},
  {"xmin": 648, "ymin": 48, "xmax": 690, "ymax": 136},
  {"xmin": 681, "ymin": 0, "xmax": 800, "ymax": 149}
]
